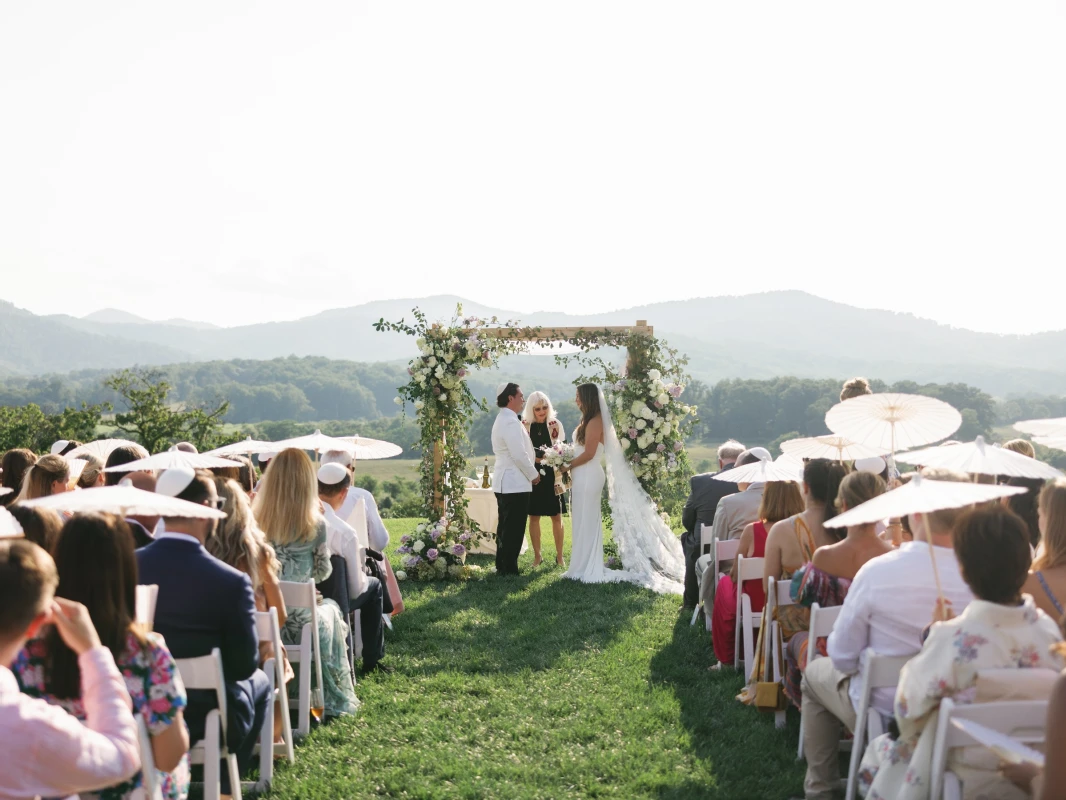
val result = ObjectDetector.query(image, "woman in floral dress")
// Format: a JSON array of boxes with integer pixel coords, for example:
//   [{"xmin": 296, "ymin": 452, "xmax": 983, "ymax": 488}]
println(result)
[
  {"xmin": 860, "ymin": 506, "xmax": 1064, "ymax": 800},
  {"xmin": 253, "ymin": 448, "xmax": 360, "ymax": 718},
  {"xmin": 13, "ymin": 513, "xmax": 190, "ymax": 800}
]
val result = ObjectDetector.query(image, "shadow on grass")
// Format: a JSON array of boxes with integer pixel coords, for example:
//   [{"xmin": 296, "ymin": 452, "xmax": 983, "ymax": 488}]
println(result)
[{"xmin": 647, "ymin": 612, "xmax": 807, "ymax": 798}]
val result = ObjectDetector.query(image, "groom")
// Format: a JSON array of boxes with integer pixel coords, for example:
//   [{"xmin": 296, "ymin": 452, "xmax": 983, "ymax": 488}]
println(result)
[{"xmin": 491, "ymin": 382, "xmax": 540, "ymax": 575}]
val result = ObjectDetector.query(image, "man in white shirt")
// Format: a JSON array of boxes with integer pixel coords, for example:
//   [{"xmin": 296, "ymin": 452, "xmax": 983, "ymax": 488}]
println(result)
[
  {"xmin": 322, "ymin": 450, "xmax": 390, "ymax": 551},
  {"xmin": 318, "ymin": 463, "xmax": 390, "ymax": 674},
  {"xmin": 491, "ymin": 382, "xmax": 540, "ymax": 575},
  {"xmin": 800, "ymin": 468, "xmax": 976, "ymax": 800}
]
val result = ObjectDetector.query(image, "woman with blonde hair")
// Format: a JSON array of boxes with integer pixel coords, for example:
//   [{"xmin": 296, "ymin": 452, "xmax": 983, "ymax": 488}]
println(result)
[
  {"xmin": 1021, "ymin": 479, "xmax": 1066, "ymax": 619},
  {"xmin": 209, "ymin": 477, "xmax": 292, "ymax": 737},
  {"xmin": 522, "ymin": 390, "xmax": 567, "ymax": 567},
  {"xmin": 18, "ymin": 454, "xmax": 71, "ymax": 501},
  {"xmin": 252, "ymin": 449, "xmax": 360, "ymax": 717},
  {"xmin": 76, "ymin": 455, "xmax": 106, "ymax": 489}
]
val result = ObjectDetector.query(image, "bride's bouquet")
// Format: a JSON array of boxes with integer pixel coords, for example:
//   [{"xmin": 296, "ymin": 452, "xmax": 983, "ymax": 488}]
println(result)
[{"xmin": 540, "ymin": 441, "xmax": 575, "ymax": 496}]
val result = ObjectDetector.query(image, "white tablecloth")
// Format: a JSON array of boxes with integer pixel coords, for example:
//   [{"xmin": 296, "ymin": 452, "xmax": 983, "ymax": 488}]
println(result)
[{"xmin": 465, "ymin": 487, "xmax": 527, "ymax": 555}]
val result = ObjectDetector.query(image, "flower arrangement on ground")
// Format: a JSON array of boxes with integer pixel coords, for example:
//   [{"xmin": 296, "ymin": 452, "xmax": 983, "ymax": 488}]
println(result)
[{"xmin": 394, "ymin": 519, "xmax": 489, "ymax": 581}]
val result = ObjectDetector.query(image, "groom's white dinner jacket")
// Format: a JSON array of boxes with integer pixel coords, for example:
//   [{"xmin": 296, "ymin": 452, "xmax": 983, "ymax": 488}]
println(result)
[{"xmin": 491, "ymin": 408, "xmax": 539, "ymax": 494}]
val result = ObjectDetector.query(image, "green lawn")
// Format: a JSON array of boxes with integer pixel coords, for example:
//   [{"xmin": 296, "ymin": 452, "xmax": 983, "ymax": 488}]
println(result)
[{"xmin": 261, "ymin": 518, "xmax": 806, "ymax": 799}]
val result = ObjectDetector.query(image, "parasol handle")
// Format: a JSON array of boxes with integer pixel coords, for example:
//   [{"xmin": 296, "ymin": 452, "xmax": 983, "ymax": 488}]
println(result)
[{"xmin": 926, "ymin": 535, "xmax": 947, "ymax": 608}]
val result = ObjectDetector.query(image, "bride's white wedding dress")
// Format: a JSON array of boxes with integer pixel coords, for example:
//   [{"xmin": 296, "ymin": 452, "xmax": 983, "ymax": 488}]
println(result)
[{"xmin": 562, "ymin": 387, "xmax": 686, "ymax": 595}]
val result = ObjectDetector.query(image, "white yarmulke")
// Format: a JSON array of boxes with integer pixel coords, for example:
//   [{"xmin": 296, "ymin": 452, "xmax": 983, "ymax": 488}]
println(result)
[
  {"xmin": 495, "ymin": 383, "xmax": 511, "ymax": 399},
  {"xmin": 157, "ymin": 466, "xmax": 196, "ymax": 498},
  {"xmin": 747, "ymin": 447, "xmax": 772, "ymax": 462},
  {"xmin": 855, "ymin": 456, "xmax": 888, "ymax": 475},
  {"xmin": 322, "ymin": 450, "xmax": 353, "ymax": 468},
  {"xmin": 50, "ymin": 440, "xmax": 70, "ymax": 455},
  {"xmin": 317, "ymin": 463, "xmax": 348, "ymax": 485},
  {"xmin": 257, "ymin": 451, "xmax": 277, "ymax": 462}
]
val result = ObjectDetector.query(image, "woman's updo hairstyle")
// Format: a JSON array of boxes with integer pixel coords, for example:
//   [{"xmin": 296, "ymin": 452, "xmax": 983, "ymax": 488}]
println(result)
[{"xmin": 803, "ymin": 459, "xmax": 849, "ymax": 521}]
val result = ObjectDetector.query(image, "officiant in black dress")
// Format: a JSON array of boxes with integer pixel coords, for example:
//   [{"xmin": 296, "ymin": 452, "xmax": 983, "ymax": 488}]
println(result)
[{"xmin": 522, "ymin": 391, "xmax": 567, "ymax": 568}]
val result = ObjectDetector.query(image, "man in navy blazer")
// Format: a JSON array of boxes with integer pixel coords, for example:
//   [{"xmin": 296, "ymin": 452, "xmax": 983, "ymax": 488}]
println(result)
[{"xmin": 137, "ymin": 467, "xmax": 270, "ymax": 796}]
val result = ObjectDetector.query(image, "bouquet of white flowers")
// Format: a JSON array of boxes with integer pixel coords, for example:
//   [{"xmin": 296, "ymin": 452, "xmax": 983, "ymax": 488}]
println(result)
[{"xmin": 540, "ymin": 441, "xmax": 576, "ymax": 496}]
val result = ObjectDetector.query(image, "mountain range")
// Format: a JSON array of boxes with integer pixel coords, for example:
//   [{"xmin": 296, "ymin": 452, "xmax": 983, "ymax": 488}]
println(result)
[{"xmin": 2, "ymin": 292, "xmax": 1065, "ymax": 396}]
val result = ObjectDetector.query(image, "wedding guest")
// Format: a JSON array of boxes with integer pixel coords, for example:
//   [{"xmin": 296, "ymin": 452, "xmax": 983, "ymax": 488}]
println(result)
[
  {"xmin": 318, "ymin": 463, "xmax": 390, "ymax": 674},
  {"xmin": 104, "ymin": 444, "xmax": 150, "ymax": 486},
  {"xmin": 76, "ymin": 454, "xmax": 106, "ymax": 489},
  {"xmin": 710, "ymin": 480, "xmax": 805, "ymax": 668},
  {"xmin": 18, "ymin": 454, "xmax": 71, "ymax": 501},
  {"xmin": 13, "ymin": 514, "xmax": 190, "ymax": 800},
  {"xmin": 800, "ymin": 467, "xmax": 976, "ymax": 800},
  {"xmin": 1004, "ymin": 438, "xmax": 1037, "ymax": 458},
  {"xmin": 208, "ymin": 477, "xmax": 293, "ymax": 738},
  {"xmin": 522, "ymin": 391, "xmax": 567, "ymax": 567},
  {"xmin": 681, "ymin": 439, "xmax": 745, "ymax": 608},
  {"xmin": 254, "ymin": 450, "xmax": 361, "ymax": 713},
  {"xmin": 234, "ymin": 455, "xmax": 256, "ymax": 496},
  {"xmin": 1003, "ymin": 476, "xmax": 1045, "ymax": 549},
  {"xmin": 6, "ymin": 505, "xmax": 63, "ymax": 553},
  {"xmin": 1, "ymin": 449, "xmax": 36, "ymax": 507},
  {"xmin": 0, "ymin": 538, "xmax": 139, "ymax": 799},
  {"xmin": 138, "ymin": 467, "xmax": 271, "ymax": 796},
  {"xmin": 1022, "ymin": 479, "xmax": 1066, "ymax": 619},
  {"xmin": 839, "ymin": 377, "xmax": 873, "ymax": 402},
  {"xmin": 860, "ymin": 506, "xmax": 1063, "ymax": 800}
]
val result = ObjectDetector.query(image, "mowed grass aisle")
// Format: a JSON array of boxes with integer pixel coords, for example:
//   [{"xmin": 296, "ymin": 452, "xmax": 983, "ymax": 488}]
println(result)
[{"xmin": 263, "ymin": 519, "xmax": 806, "ymax": 799}]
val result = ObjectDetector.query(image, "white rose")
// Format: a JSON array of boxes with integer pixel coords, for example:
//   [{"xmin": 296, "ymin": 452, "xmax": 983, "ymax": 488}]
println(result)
[
  {"xmin": 630, "ymin": 400, "xmax": 644, "ymax": 416},
  {"xmin": 412, "ymin": 540, "xmax": 425, "ymax": 553},
  {"xmin": 434, "ymin": 366, "xmax": 445, "ymax": 379},
  {"xmin": 414, "ymin": 400, "xmax": 425, "ymax": 410},
  {"xmin": 396, "ymin": 570, "xmax": 408, "ymax": 581},
  {"xmin": 635, "ymin": 419, "xmax": 647, "ymax": 430},
  {"xmin": 427, "ymin": 356, "xmax": 437, "ymax": 367},
  {"xmin": 393, "ymin": 397, "xmax": 403, "ymax": 406},
  {"xmin": 657, "ymin": 393, "xmax": 669, "ymax": 405},
  {"xmin": 444, "ymin": 353, "xmax": 454, "ymax": 364},
  {"xmin": 441, "ymin": 392, "xmax": 450, "ymax": 403},
  {"xmin": 415, "ymin": 338, "xmax": 426, "ymax": 350},
  {"xmin": 640, "ymin": 406, "xmax": 654, "ymax": 420},
  {"xmin": 647, "ymin": 452, "xmax": 658, "ymax": 462},
  {"xmin": 648, "ymin": 369, "xmax": 662, "ymax": 381},
  {"xmin": 620, "ymin": 439, "xmax": 630, "ymax": 450}
]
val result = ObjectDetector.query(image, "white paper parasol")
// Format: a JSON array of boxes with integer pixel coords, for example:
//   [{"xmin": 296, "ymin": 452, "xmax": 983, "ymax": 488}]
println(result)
[
  {"xmin": 203, "ymin": 436, "xmax": 278, "ymax": 458},
  {"xmin": 711, "ymin": 457, "xmax": 801, "ymax": 484},
  {"xmin": 271, "ymin": 430, "xmax": 361, "ymax": 456},
  {"xmin": 0, "ymin": 505, "xmax": 23, "ymax": 538},
  {"xmin": 1035, "ymin": 436, "xmax": 1066, "ymax": 453},
  {"xmin": 896, "ymin": 436, "xmax": 1064, "ymax": 480},
  {"xmin": 825, "ymin": 393, "xmax": 962, "ymax": 455},
  {"xmin": 0, "ymin": 487, "xmax": 12, "ymax": 498},
  {"xmin": 780, "ymin": 434, "xmax": 890, "ymax": 462},
  {"xmin": 65, "ymin": 438, "xmax": 144, "ymax": 461},
  {"xmin": 333, "ymin": 436, "xmax": 403, "ymax": 460},
  {"xmin": 824, "ymin": 474, "xmax": 1026, "ymax": 529},
  {"xmin": 64, "ymin": 458, "xmax": 89, "ymax": 483},
  {"xmin": 104, "ymin": 449, "xmax": 241, "ymax": 473},
  {"xmin": 1014, "ymin": 417, "xmax": 1066, "ymax": 437},
  {"xmin": 20, "ymin": 484, "xmax": 228, "ymax": 519}
]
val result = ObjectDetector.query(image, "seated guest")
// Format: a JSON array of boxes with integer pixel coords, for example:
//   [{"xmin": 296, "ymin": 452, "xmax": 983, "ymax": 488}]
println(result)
[
  {"xmin": 710, "ymin": 480, "xmax": 804, "ymax": 668},
  {"xmin": 782, "ymin": 471, "xmax": 889, "ymax": 707},
  {"xmin": 839, "ymin": 376, "xmax": 873, "ymax": 401},
  {"xmin": 680, "ymin": 439, "xmax": 745, "ymax": 609},
  {"xmin": 208, "ymin": 477, "xmax": 292, "ymax": 739},
  {"xmin": 18, "ymin": 454, "xmax": 72, "ymax": 501},
  {"xmin": 1, "ymin": 448, "xmax": 36, "ymax": 507},
  {"xmin": 76, "ymin": 455, "xmax": 107, "ymax": 489},
  {"xmin": 0, "ymin": 538, "xmax": 139, "ymax": 799},
  {"xmin": 13, "ymin": 514, "xmax": 190, "ymax": 800},
  {"xmin": 318, "ymin": 463, "xmax": 390, "ymax": 675},
  {"xmin": 253, "ymin": 450, "xmax": 361, "ymax": 714},
  {"xmin": 860, "ymin": 506, "xmax": 1064, "ymax": 800},
  {"xmin": 1022, "ymin": 479, "xmax": 1066, "ymax": 618},
  {"xmin": 800, "ymin": 467, "xmax": 977, "ymax": 800},
  {"xmin": 1004, "ymin": 438, "xmax": 1037, "ymax": 459},
  {"xmin": 104, "ymin": 444, "xmax": 150, "ymax": 486},
  {"xmin": 1004, "ymin": 476, "xmax": 1046, "ymax": 550},
  {"xmin": 137, "ymin": 467, "xmax": 271, "ymax": 797},
  {"xmin": 233, "ymin": 456, "xmax": 256, "ymax": 496},
  {"xmin": 7, "ymin": 505, "xmax": 63, "ymax": 553}
]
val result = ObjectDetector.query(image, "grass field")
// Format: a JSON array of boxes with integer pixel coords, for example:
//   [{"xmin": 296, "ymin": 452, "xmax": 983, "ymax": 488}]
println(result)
[{"xmin": 260, "ymin": 517, "xmax": 805, "ymax": 799}]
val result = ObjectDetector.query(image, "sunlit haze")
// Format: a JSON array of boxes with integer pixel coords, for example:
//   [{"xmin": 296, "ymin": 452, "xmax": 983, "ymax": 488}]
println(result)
[{"xmin": 2, "ymin": 2, "xmax": 1063, "ymax": 333}]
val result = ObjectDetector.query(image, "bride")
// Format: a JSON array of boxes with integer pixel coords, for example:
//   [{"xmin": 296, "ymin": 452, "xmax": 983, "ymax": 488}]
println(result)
[{"xmin": 561, "ymin": 383, "xmax": 686, "ymax": 594}]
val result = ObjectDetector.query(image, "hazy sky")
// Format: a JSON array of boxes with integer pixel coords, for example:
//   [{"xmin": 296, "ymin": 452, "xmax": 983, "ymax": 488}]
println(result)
[{"xmin": 2, "ymin": 2, "xmax": 1063, "ymax": 333}]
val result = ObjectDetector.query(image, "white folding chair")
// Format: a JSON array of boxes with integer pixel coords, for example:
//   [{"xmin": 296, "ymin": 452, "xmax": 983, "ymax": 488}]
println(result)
[
  {"xmin": 347, "ymin": 499, "xmax": 369, "ymax": 666},
  {"xmin": 252, "ymin": 607, "xmax": 295, "ymax": 791},
  {"xmin": 766, "ymin": 576, "xmax": 795, "ymax": 729},
  {"xmin": 734, "ymin": 555, "xmax": 766, "ymax": 681},
  {"xmin": 702, "ymin": 537, "xmax": 740, "ymax": 633},
  {"xmin": 174, "ymin": 648, "xmax": 241, "ymax": 800},
  {"xmin": 844, "ymin": 650, "xmax": 911, "ymax": 800},
  {"xmin": 930, "ymin": 698, "xmax": 1049, "ymax": 800},
  {"xmin": 135, "ymin": 584, "xmax": 158, "ymax": 629},
  {"xmin": 136, "ymin": 714, "xmax": 163, "ymax": 800},
  {"xmin": 797, "ymin": 603, "xmax": 844, "ymax": 761},
  {"xmin": 279, "ymin": 579, "xmax": 325, "ymax": 737},
  {"xmin": 689, "ymin": 523, "xmax": 716, "ymax": 626}
]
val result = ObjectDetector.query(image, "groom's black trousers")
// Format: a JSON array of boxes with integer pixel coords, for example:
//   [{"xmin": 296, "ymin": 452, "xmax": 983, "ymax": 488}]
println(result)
[{"xmin": 495, "ymin": 491, "xmax": 530, "ymax": 574}]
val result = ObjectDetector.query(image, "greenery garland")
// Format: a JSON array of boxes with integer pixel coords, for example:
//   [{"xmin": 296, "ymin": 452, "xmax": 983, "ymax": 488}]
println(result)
[{"xmin": 375, "ymin": 306, "xmax": 698, "ymax": 581}]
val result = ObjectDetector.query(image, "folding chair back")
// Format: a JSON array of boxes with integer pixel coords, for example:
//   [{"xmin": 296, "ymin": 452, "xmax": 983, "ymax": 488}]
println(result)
[
  {"xmin": 931, "ymin": 698, "xmax": 1049, "ymax": 800},
  {"xmin": 253, "ymin": 608, "xmax": 294, "ymax": 790},
  {"xmin": 279, "ymin": 579, "xmax": 324, "ymax": 737},
  {"xmin": 174, "ymin": 648, "xmax": 241, "ymax": 800},
  {"xmin": 798, "ymin": 603, "xmax": 844, "ymax": 760},
  {"xmin": 136, "ymin": 715, "xmax": 163, "ymax": 800},
  {"xmin": 135, "ymin": 584, "xmax": 158, "ymax": 629},
  {"xmin": 844, "ymin": 651, "xmax": 911, "ymax": 800},
  {"xmin": 734, "ymin": 555, "xmax": 765, "ymax": 679},
  {"xmin": 698, "ymin": 522, "xmax": 714, "ymax": 555},
  {"xmin": 766, "ymin": 576, "xmax": 797, "ymax": 729}
]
